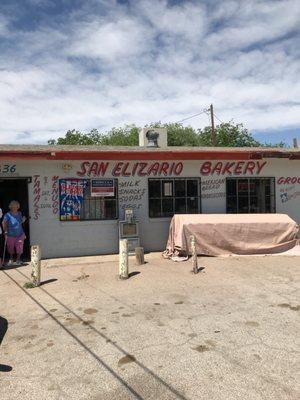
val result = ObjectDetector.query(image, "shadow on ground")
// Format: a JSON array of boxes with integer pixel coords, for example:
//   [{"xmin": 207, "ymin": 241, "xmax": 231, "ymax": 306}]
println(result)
[
  {"xmin": 9, "ymin": 268, "xmax": 188, "ymax": 400},
  {"xmin": 0, "ymin": 315, "xmax": 12, "ymax": 373},
  {"xmin": 128, "ymin": 271, "xmax": 141, "ymax": 278},
  {"xmin": 2, "ymin": 263, "xmax": 29, "ymax": 270},
  {"xmin": 40, "ymin": 278, "xmax": 58, "ymax": 286}
]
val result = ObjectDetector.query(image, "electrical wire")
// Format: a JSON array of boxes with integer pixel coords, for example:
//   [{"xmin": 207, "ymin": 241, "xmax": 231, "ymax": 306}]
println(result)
[
  {"xmin": 176, "ymin": 109, "xmax": 209, "ymax": 124},
  {"xmin": 213, "ymin": 113, "xmax": 223, "ymax": 123},
  {"xmin": 173, "ymin": 108, "xmax": 225, "ymax": 125}
]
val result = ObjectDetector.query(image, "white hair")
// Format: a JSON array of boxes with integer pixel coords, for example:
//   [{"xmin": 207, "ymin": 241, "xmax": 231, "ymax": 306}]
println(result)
[{"xmin": 9, "ymin": 200, "xmax": 20, "ymax": 209}]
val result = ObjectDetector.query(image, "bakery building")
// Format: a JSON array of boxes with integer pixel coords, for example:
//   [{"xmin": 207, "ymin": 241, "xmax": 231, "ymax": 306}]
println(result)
[{"xmin": 0, "ymin": 129, "xmax": 299, "ymax": 258}]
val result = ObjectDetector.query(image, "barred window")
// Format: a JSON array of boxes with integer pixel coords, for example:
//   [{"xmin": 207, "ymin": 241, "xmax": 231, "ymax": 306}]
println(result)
[
  {"xmin": 149, "ymin": 178, "xmax": 201, "ymax": 218},
  {"xmin": 226, "ymin": 178, "xmax": 275, "ymax": 213},
  {"xmin": 59, "ymin": 179, "xmax": 118, "ymax": 221}
]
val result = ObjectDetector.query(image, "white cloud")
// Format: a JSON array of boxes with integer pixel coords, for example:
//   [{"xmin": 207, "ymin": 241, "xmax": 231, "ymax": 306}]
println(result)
[
  {"xmin": 137, "ymin": 0, "xmax": 207, "ymax": 40},
  {"xmin": 0, "ymin": 0, "xmax": 300, "ymax": 144},
  {"xmin": 69, "ymin": 18, "xmax": 153, "ymax": 61},
  {"xmin": 207, "ymin": 0, "xmax": 300, "ymax": 52}
]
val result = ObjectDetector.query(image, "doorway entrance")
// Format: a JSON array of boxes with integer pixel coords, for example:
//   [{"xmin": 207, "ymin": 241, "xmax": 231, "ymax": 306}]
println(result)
[{"xmin": 0, "ymin": 178, "xmax": 31, "ymax": 259}]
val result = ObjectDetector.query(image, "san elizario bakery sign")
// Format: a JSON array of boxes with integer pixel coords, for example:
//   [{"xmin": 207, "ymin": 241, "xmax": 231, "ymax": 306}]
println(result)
[
  {"xmin": 77, "ymin": 161, "xmax": 184, "ymax": 177},
  {"xmin": 76, "ymin": 160, "xmax": 267, "ymax": 177}
]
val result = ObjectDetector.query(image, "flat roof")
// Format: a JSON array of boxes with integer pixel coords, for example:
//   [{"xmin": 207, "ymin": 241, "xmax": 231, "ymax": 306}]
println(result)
[{"xmin": 0, "ymin": 144, "xmax": 299, "ymax": 160}]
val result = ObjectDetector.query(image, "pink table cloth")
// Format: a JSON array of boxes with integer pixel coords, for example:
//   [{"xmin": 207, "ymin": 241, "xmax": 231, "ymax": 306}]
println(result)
[{"xmin": 164, "ymin": 213, "xmax": 299, "ymax": 257}]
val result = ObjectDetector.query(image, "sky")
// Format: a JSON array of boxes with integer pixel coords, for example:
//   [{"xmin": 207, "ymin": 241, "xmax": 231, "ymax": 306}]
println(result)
[{"xmin": 0, "ymin": 0, "xmax": 300, "ymax": 145}]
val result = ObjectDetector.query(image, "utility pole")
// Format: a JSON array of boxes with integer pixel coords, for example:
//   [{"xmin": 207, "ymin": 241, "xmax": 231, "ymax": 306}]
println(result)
[
  {"xmin": 293, "ymin": 138, "xmax": 298, "ymax": 148},
  {"xmin": 210, "ymin": 104, "xmax": 216, "ymax": 146}
]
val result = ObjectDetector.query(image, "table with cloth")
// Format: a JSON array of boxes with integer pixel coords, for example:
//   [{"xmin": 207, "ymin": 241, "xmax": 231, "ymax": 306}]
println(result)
[{"xmin": 163, "ymin": 214, "xmax": 299, "ymax": 259}]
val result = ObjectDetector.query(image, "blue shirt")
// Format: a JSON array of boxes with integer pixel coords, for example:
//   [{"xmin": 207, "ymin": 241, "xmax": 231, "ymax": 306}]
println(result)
[{"xmin": 3, "ymin": 212, "xmax": 24, "ymax": 237}]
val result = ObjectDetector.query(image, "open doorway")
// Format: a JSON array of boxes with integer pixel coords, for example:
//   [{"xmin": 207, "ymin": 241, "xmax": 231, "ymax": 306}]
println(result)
[{"xmin": 0, "ymin": 178, "xmax": 31, "ymax": 259}]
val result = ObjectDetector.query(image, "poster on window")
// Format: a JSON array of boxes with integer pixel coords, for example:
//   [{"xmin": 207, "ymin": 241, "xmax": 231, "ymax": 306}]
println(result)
[
  {"xmin": 60, "ymin": 179, "xmax": 88, "ymax": 220},
  {"xmin": 91, "ymin": 179, "xmax": 114, "ymax": 197}
]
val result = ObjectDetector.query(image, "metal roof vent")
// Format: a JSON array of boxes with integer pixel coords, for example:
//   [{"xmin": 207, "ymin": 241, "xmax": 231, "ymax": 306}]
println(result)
[
  {"xmin": 145, "ymin": 129, "xmax": 159, "ymax": 148},
  {"xmin": 139, "ymin": 127, "xmax": 168, "ymax": 148}
]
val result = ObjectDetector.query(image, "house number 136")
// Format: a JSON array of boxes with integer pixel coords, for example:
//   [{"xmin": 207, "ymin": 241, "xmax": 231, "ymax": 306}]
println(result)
[{"xmin": 0, "ymin": 164, "xmax": 16, "ymax": 173}]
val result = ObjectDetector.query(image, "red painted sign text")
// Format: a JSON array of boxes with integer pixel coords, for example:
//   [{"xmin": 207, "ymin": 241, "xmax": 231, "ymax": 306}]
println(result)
[
  {"xmin": 200, "ymin": 161, "xmax": 267, "ymax": 176},
  {"xmin": 77, "ymin": 161, "xmax": 183, "ymax": 177},
  {"xmin": 277, "ymin": 177, "xmax": 300, "ymax": 185}
]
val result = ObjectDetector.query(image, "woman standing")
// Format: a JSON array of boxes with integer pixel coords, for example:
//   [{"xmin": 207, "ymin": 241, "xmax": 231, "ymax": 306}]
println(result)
[{"xmin": 2, "ymin": 201, "xmax": 26, "ymax": 266}]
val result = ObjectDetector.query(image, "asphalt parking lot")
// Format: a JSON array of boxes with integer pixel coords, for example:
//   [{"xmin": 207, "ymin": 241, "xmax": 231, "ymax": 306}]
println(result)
[{"xmin": 0, "ymin": 253, "xmax": 299, "ymax": 400}]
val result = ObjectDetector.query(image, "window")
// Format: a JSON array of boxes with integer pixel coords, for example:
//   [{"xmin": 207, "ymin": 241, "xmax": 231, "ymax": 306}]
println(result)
[
  {"xmin": 226, "ymin": 178, "xmax": 275, "ymax": 213},
  {"xmin": 59, "ymin": 179, "xmax": 118, "ymax": 221},
  {"xmin": 149, "ymin": 178, "xmax": 201, "ymax": 218}
]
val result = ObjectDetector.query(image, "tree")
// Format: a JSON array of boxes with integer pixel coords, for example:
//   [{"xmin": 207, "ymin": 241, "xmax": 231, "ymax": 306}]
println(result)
[
  {"xmin": 49, "ymin": 125, "xmax": 139, "ymax": 146},
  {"xmin": 261, "ymin": 141, "xmax": 286, "ymax": 148},
  {"xmin": 48, "ymin": 129, "xmax": 101, "ymax": 145},
  {"xmin": 148, "ymin": 122, "xmax": 203, "ymax": 146},
  {"xmin": 48, "ymin": 121, "xmax": 286, "ymax": 147},
  {"xmin": 145, "ymin": 121, "xmax": 263, "ymax": 147},
  {"xmin": 100, "ymin": 125, "xmax": 139, "ymax": 146},
  {"xmin": 197, "ymin": 122, "xmax": 261, "ymax": 147}
]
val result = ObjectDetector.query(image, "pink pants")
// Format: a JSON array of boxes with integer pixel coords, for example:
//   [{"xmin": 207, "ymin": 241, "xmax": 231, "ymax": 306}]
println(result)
[{"xmin": 6, "ymin": 234, "xmax": 25, "ymax": 256}]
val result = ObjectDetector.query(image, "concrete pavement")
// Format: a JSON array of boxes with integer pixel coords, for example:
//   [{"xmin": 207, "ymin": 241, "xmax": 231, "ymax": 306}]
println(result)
[{"xmin": 0, "ymin": 253, "xmax": 299, "ymax": 399}]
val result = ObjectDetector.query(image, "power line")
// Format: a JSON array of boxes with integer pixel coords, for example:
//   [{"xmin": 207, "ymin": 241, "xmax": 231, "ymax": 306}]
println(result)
[
  {"xmin": 174, "ymin": 108, "xmax": 224, "ymax": 125},
  {"xmin": 213, "ymin": 113, "xmax": 223, "ymax": 123},
  {"xmin": 174, "ymin": 105, "xmax": 225, "ymax": 147},
  {"xmin": 176, "ymin": 109, "xmax": 208, "ymax": 124}
]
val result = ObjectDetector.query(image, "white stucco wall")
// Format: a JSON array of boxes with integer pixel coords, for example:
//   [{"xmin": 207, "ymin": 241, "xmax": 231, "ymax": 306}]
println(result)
[{"xmin": 0, "ymin": 158, "xmax": 299, "ymax": 258}]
